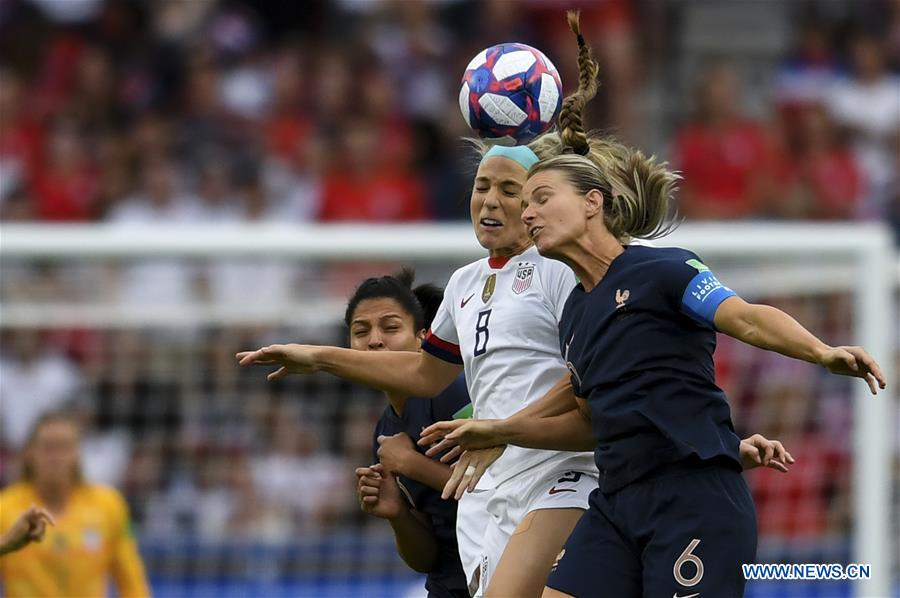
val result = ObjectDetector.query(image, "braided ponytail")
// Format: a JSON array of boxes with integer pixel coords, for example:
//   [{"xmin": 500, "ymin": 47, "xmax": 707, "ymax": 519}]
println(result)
[{"xmin": 558, "ymin": 10, "xmax": 599, "ymax": 155}]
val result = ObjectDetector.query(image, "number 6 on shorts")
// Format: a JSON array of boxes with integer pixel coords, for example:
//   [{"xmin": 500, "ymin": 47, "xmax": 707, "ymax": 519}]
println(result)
[{"xmin": 673, "ymin": 538, "xmax": 704, "ymax": 588}]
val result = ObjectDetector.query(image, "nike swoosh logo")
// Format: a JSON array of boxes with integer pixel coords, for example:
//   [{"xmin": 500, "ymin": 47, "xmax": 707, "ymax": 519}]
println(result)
[
  {"xmin": 547, "ymin": 487, "xmax": 577, "ymax": 495},
  {"xmin": 673, "ymin": 593, "xmax": 700, "ymax": 598},
  {"xmin": 460, "ymin": 293, "xmax": 475, "ymax": 308}
]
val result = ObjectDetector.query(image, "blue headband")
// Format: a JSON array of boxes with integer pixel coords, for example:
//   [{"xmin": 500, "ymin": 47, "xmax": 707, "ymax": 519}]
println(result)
[{"xmin": 481, "ymin": 145, "xmax": 540, "ymax": 170}]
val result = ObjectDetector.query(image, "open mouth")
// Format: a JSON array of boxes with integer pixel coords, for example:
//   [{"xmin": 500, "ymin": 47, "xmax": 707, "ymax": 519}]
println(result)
[
  {"xmin": 529, "ymin": 226, "xmax": 543, "ymax": 239},
  {"xmin": 480, "ymin": 218, "xmax": 503, "ymax": 229}
]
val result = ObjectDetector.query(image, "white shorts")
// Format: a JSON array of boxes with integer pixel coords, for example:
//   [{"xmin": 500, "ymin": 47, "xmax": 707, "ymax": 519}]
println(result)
[
  {"xmin": 471, "ymin": 464, "xmax": 597, "ymax": 596},
  {"xmin": 455, "ymin": 486, "xmax": 494, "ymax": 596}
]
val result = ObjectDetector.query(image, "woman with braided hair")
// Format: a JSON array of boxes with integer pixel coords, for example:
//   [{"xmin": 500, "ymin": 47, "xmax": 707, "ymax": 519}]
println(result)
[
  {"xmin": 418, "ymin": 20, "xmax": 886, "ymax": 598},
  {"xmin": 238, "ymin": 12, "xmax": 793, "ymax": 597}
]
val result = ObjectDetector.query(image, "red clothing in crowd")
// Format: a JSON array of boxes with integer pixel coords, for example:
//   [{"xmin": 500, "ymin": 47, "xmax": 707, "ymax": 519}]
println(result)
[
  {"xmin": 674, "ymin": 120, "xmax": 773, "ymax": 219},
  {"xmin": 265, "ymin": 115, "xmax": 312, "ymax": 162},
  {"xmin": 319, "ymin": 170, "xmax": 428, "ymax": 222},
  {"xmin": 775, "ymin": 149, "xmax": 864, "ymax": 219},
  {"xmin": 30, "ymin": 166, "xmax": 98, "ymax": 221}
]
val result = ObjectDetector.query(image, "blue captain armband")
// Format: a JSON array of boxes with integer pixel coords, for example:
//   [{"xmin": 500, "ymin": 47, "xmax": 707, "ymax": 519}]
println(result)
[{"xmin": 681, "ymin": 271, "xmax": 736, "ymax": 328}]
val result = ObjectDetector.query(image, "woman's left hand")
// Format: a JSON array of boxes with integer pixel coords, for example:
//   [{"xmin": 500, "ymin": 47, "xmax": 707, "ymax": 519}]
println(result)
[
  {"xmin": 819, "ymin": 346, "xmax": 886, "ymax": 395},
  {"xmin": 441, "ymin": 446, "xmax": 506, "ymax": 500},
  {"xmin": 418, "ymin": 419, "xmax": 504, "ymax": 462}
]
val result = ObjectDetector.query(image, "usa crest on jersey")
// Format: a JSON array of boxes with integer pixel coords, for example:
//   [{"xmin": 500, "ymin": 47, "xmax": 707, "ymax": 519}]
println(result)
[{"xmin": 512, "ymin": 265, "xmax": 534, "ymax": 294}]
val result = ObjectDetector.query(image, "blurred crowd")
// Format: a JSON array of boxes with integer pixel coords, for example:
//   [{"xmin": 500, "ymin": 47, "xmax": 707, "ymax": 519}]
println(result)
[
  {"xmin": 0, "ymin": 0, "xmax": 898, "ymax": 569},
  {"xmin": 0, "ymin": 0, "xmax": 898, "ymax": 229}
]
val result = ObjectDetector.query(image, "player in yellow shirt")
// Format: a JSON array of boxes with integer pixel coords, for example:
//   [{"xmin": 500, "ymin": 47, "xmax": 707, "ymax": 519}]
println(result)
[{"xmin": 0, "ymin": 410, "xmax": 150, "ymax": 597}]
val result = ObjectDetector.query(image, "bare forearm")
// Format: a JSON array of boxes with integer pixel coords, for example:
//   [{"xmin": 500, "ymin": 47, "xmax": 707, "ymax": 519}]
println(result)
[
  {"xmin": 720, "ymin": 303, "xmax": 829, "ymax": 364},
  {"xmin": 497, "ymin": 409, "xmax": 595, "ymax": 451},
  {"xmin": 388, "ymin": 508, "xmax": 439, "ymax": 573},
  {"xmin": 401, "ymin": 452, "xmax": 452, "ymax": 493},
  {"xmin": 0, "ymin": 532, "xmax": 18, "ymax": 555},
  {"xmin": 511, "ymin": 376, "xmax": 580, "ymax": 420},
  {"xmin": 316, "ymin": 346, "xmax": 456, "ymax": 397}
]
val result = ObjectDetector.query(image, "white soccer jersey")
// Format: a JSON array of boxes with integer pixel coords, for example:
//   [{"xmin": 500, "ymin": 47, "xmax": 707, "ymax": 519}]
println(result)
[{"xmin": 422, "ymin": 246, "xmax": 596, "ymax": 488}]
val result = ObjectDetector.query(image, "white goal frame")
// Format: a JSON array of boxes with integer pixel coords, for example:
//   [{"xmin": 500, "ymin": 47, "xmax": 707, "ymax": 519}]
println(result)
[{"xmin": 1, "ymin": 221, "xmax": 896, "ymax": 596}]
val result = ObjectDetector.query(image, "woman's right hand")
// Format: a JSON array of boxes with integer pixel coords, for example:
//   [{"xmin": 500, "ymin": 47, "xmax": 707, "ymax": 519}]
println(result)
[
  {"xmin": 236, "ymin": 344, "xmax": 320, "ymax": 381},
  {"xmin": 356, "ymin": 464, "xmax": 404, "ymax": 520},
  {"xmin": 0, "ymin": 506, "xmax": 55, "ymax": 555}
]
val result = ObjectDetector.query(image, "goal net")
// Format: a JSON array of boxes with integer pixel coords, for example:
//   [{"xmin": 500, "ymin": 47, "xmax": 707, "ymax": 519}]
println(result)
[{"xmin": 0, "ymin": 222, "xmax": 895, "ymax": 598}]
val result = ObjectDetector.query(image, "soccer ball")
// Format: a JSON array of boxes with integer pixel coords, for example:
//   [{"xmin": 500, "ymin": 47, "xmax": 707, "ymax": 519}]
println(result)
[{"xmin": 459, "ymin": 43, "xmax": 563, "ymax": 145}]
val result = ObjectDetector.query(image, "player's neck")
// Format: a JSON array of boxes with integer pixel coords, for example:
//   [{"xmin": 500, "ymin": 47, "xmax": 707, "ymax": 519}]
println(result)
[
  {"xmin": 560, "ymin": 231, "xmax": 624, "ymax": 292},
  {"xmin": 35, "ymin": 480, "xmax": 73, "ymax": 514},
  {"xmin": 487, "ymin": 239, "xmax": 532, "ymax": 260},
  {"xmin": 385, "ymin": 391, "xmax": 408, "ymax": 416}
]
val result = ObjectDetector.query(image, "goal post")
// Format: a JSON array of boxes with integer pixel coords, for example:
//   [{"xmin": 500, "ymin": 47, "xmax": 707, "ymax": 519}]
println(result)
[{"xmin": 1, "ymin": 222, "xmax": 896, "ymax": 596}]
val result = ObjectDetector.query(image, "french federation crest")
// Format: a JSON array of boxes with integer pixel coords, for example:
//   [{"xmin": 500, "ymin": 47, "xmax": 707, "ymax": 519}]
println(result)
[
  {"xmin": 482, "ymin": 274, "xmax": 496, "ymax": 303},
  {"xmin": 512, "ymin": 265, "xmax": 534, "ymax": 295}
]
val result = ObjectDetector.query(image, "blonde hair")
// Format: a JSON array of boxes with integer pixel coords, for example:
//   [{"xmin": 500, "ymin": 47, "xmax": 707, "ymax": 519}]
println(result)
[
  {"xmin": 530, "ymin": 152, "xmax": 679, "ymax": 240},
  {"xmin": 470, "ymin": 10, "xmax": 680, "ymax": 240},
  {"xmin": 21, "ymin": 409, "xmax": 83, "ymax": 484}
]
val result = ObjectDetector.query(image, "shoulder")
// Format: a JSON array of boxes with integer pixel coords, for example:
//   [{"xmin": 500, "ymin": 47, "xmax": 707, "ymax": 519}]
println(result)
[
  {"xmin": 623, "ymin": 246, "xmax": 709, "ymax": 284},
  {"xmin": 81, "ymin": 484, "xmax": 130, "ymax": 515},
  {"xmin": 450, "ymin": 259, "xmax": 486, "ymax": 282},
  {"xmin": 620, "ymin": 245, "xmax": 696, "ymax": 267},
  {"xmin": 445, "ymin": 259, "xmax": 486, "ymax": 293}
]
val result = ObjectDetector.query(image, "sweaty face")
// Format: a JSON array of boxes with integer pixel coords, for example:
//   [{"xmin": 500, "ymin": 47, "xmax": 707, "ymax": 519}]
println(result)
[
  {"xmin": 470, "ymin": 157, "xmax": 531, "ymax": 257},
  {"xmin": 522, "ymin": 169, "xmax": 591, "ymax": 258},
  {"xmin": 30, "ymin": 420, "xmax": 80, "ymax": 487},
  {"xmin": 349, "ymin": 297, "xmax": 421, "ymax": 352}
]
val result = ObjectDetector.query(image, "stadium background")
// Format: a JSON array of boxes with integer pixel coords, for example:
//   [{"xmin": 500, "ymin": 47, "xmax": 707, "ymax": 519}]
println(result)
[{"xmin": 0, "ymin": 0, "xmax": 898, "ymax": 597}]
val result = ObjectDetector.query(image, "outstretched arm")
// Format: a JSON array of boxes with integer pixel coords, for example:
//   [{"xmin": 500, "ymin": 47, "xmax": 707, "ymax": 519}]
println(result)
[
  {"xmin": 714, "ymin": 297, "xmax": 886, "ymax": 394},
  {"xmin": 237, "ymin": 344, "xmax": 462, "ymax": 398}
]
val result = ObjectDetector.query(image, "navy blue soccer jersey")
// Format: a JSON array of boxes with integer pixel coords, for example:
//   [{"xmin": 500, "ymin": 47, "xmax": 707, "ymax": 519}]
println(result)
[
  {"xmin": 372, "ymin": 375, "xmax": 471, "ymax": 598},
  {"xmin": 559, "ymin": 245, "xmax": 743, "ymax": 493}
]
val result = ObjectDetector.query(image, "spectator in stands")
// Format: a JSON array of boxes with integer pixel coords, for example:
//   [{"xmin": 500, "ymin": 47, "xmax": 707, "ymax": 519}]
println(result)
[
  {"xmin": 771, "ymin": 104, "xmax": 865, "ymax": 220},
  {"xmin": 673, "ymin": 63, "xmax": 775, "ymax": 220},
  {"xmin": 109, "ymin": 155, "xmax": 201, "ymax": 305},
  {"xmin": 263, "ymin": 129, "xmax": 323, "ymax": 222},
  {"xmin": 0, "ymin": 68, "xmax": 42, "ymax": 202},
  {"xmin": 775, "ymin": 19, "xmax": 839, "ymax": 114},
  {"xmin": 69, "ymin": 44, "xmax": 125, "ymax": 133},
  {"xmin": 0, "ymin": 410, "xmax": 150, "ymax": 597},
  {"xmin": 319, "ymin": 119, "xmax": 428, "ymax": 222},
  {"xmin": 194, "ymin": 154, "xmax": 239, "ymax": 221},
  {"xmin": 29, "ymin": 119, "xmax": 98, "ymax": 221},
  {"xmin": 0, "ymin": 330, "xmax": 81, "ymax": 449},
  {"xmin": 251, "ymin": 402, "xmax": 351, "ymax": 530},
  {"xmin": 263, "ymin": 46, "xmax": 312, "ymax": 163},
  {"xmin": 205, "ymin": 162, "xmax": 297, "ymax": 307},
  {"xmin": 827, "ymin": 31, "xmax": 900, "ymax": 219}
]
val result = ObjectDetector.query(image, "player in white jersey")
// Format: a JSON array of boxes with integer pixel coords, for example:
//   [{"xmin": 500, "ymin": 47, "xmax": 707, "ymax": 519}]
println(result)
[{"xmin": 238, "ymin": 142, "xmax": 598, "ymax": 596}]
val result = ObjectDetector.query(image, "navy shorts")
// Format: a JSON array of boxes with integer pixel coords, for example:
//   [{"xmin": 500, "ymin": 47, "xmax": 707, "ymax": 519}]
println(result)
[{"xmin": 546, "ymin": 459, "xmax": 757, "ymax": 598}]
